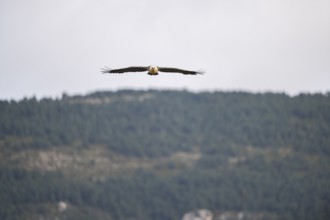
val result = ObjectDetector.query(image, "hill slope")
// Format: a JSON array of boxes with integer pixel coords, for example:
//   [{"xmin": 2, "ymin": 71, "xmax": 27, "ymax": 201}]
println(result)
[{"xmin": 0, "ymin": 90, "xmax": 329, "ymax": 220}]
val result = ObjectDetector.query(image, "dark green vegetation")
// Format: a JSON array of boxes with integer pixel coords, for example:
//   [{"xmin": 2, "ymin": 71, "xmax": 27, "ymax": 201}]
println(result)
[{"xmin": 0, "ymin": 90, "xmax": 329, "ymax": 220}]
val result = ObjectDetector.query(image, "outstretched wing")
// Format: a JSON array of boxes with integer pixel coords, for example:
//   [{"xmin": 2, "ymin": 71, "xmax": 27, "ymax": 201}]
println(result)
[
  {"xmin": 101, "ymin": 66, "xmax": 149, "ymax": 74},
  {"xmin": 158, "ymin": 67, "xmax": 204, "ymax": 75}
]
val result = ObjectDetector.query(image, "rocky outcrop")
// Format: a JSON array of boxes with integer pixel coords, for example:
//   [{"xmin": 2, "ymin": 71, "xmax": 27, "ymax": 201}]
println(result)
[
  {"xmin": 182, "ymin": 209, "xmax": 213, "ymax": 220},
  {"xmin": 182, "ymin": 210, "xmax": 278, "ymax": 220}
]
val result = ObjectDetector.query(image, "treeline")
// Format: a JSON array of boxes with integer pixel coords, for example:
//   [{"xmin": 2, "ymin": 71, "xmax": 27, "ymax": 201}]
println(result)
[
  {"xmin": 1, "ymin": 90, "xmax": 329, "ymax": 156},
  {"xmin": 0, "ymin": 90, "xmax": 330, "ymax": 220},
  {"xmin": 1, "ymin": 166, "xmax": 329, "ymax": 220}
]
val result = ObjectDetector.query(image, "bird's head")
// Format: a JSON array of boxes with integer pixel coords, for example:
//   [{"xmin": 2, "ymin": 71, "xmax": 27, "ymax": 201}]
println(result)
[{"xmin": 148, "ymin": 65, "xmax": 159, "ymax": 75}]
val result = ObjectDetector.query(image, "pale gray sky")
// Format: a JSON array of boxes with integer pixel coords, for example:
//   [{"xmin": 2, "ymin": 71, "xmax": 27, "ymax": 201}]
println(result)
[{"xmin": 1, "ymin": 0, "xmax": 329, "ymax": 99}]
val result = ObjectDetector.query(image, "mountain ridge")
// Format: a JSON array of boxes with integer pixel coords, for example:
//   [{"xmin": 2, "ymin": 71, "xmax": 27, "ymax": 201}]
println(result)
[{"xmin": 0, "ymin": 90, "xmax": 329, "ymax": 220}]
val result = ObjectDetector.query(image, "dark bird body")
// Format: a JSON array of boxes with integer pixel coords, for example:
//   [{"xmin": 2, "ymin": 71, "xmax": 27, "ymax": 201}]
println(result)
[{"xmin": 101, "ymin": 65, "xmax": 204, "ymax": 75}]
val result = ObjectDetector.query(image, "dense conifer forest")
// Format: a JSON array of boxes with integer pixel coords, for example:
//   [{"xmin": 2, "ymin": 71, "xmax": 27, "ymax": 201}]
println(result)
[{"xmin": 0, "ymin": 90, "xmax": 329, "ymax": 220}]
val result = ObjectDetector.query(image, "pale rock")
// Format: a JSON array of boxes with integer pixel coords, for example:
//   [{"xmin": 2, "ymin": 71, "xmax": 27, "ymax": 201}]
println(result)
[
  {"xmin": 58, "ymin": 201, "xmax": 68, "ymax": 212},
  {"xmin": 182, "ymin": 209, "xmax": 213, "ymax": 220}
]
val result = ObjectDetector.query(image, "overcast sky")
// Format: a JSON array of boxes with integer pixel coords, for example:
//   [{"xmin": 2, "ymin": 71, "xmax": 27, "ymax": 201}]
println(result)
[{"xmin": 1, "ymin": 0, "xmax": 329, "ymax": 100}]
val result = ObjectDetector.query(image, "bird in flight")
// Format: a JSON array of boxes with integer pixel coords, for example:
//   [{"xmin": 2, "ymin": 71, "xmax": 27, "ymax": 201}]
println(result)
[{"xmin": 101, "ymin": 65, "xmax": 204, "ymax": 75}]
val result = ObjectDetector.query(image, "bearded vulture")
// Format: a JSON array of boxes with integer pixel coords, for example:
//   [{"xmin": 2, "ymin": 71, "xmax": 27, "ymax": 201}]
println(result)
[{"xmin": 101, "ymin": 65, "xmax": 204, "ymax": 75}]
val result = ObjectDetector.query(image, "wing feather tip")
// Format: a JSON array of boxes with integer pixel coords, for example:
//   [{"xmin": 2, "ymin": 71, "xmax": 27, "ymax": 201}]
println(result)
[
  {"xmin": 100, "ymin": 66, "xmax": 111, "ymax": 74},
  {"xmin": 195, "ymin": 69, "xmax": 205, "ymax": 75}
]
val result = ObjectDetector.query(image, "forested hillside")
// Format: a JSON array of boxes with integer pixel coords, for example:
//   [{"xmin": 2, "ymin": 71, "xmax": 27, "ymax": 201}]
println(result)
[{"xmin": 0, "ymin": 90, "xmax": 329, "ymax": 220}]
